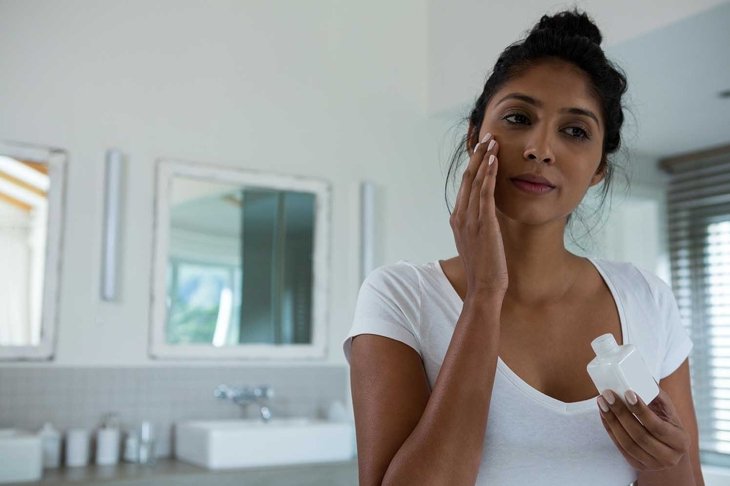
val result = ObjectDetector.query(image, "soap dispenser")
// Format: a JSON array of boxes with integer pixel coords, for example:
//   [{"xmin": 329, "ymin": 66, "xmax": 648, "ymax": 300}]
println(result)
[{"xmin": 587, "ymin": 333, "xmax": 660, "ymax": 406}]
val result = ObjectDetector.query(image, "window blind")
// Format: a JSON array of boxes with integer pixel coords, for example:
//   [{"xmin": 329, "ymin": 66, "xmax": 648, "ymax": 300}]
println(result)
[{"xmin": 660, "ymin": 145, "xmax": 730, "ymax": 467}]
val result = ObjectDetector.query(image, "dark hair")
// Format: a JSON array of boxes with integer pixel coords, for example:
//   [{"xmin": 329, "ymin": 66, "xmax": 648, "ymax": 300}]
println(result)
[{"xmin": 444, "ymin": 8, "xmax": 631, "ymax": 249}]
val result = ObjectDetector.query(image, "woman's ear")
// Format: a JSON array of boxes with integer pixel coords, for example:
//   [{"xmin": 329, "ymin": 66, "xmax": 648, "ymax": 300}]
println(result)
[{"xmin": 589, "ymin": 160, "xmax": 606, "ymax": 187}]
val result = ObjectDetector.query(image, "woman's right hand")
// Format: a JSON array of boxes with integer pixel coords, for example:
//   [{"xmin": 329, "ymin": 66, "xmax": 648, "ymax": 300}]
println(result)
[{"xmin": 449, "ymin": 131, "xmax": 509, "ymax": 297}]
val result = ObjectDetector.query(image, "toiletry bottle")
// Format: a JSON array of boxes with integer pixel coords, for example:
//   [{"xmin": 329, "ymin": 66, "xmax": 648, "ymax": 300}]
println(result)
[
  {"xmin": 95, "ymin": 413, "xmax": 121, "ymax": 465},
  {"xmin": 38, "ymin": 422, "xmax": 61, "ymax": 468},
  {"xmin": 137, "ymin": 421, "xmax": 156, "ymax": 465},
  {"xmin": 65, "ymin": 428, "xmax": 90, "ymax": 467},
  {"xmin": 122, "ymin": 429, "xmax": 139, "ymax": 463},
  {"xmin": 587, "ymin": 333, "xmax": 660, "ymax": 406}
]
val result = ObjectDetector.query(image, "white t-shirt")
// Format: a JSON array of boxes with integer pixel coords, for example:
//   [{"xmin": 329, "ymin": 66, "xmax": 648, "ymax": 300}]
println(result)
[{"xmin": 342, "ymin": 256, "xmax": 694, "ymax": 486}]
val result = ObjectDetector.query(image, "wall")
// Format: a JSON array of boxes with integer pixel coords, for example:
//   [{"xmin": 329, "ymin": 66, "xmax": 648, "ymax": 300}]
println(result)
[{"xmin": 0, "ymin": 0, "xmax": 450, "ymax": 367}]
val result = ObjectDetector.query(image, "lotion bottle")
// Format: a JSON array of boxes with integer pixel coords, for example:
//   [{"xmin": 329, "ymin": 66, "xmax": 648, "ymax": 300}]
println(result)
[{"xmin": 587, "ymin": 333, "xmax": 660, "ymax": 406}]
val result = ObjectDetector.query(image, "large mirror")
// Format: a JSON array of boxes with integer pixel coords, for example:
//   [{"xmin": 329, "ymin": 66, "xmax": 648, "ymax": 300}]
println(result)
[
  {"xmin": 0, "ymin": 141, "xmax": 66, "ymax": 360},
  {"xmin": 149, "ymin": 159, "xmax": 330, "ymax": 360}
]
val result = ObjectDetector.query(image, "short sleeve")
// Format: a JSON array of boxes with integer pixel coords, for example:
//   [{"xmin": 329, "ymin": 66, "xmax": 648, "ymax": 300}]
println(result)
[
  {"xmin": 342, "ymin": 261, "xmax": 422, "ymax": 365},
  {"xmin": 636, "ymin": 266, "xmax": 694, "ymax": 380}
]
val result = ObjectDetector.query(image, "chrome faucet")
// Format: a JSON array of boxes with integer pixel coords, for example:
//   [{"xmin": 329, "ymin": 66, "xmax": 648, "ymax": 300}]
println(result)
[{"xmin": 214, "ymin": 384, "xmax": 275, "ymax": 422}]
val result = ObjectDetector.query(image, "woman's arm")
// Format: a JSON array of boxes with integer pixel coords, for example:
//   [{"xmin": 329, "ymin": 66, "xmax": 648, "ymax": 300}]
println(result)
[
  {"xmin": 350, "ymin": 293, "xmax": 503, "ymax": 486},
  {"xmin": 637, "ymin": 358, "xmax": 705, "ymax": 486}
]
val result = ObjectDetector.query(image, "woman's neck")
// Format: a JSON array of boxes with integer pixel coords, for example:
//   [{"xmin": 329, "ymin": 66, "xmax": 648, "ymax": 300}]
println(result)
[{"xmin": 498, "ymin": 213, "xmax": 582, "ymax": 306}]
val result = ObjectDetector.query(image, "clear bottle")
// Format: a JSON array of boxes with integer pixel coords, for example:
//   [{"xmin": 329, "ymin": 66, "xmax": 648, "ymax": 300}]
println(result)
[
  {"xmin": 37, "ymin": 422, "xmax": 61, "ymax": 469},
  {"xmin": 587, "ymin": 333, "xmax": 660, "ymax": 406},
  {"xmin": 137, "ymin": 421, "xmax": 156, "ymax": 465}
]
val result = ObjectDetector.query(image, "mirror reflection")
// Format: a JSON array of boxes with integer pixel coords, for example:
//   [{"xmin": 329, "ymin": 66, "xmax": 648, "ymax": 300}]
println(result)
[
  {"xmin": 166, "ymin": 176, "xmax": 316, "ymax": 347},
  {"xmin": 0, "ymin": 155, "xmax": 49, "ymax": 347}
]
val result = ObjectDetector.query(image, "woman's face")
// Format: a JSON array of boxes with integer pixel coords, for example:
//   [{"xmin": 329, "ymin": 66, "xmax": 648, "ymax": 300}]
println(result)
[{"xmin": 474, "ymin": 58, "xmax": 606, "ymax": 225}]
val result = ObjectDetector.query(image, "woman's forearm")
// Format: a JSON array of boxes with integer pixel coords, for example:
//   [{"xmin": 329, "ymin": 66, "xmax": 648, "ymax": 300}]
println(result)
[
  {"xmin": 637, "ymin": 453, "xmax": 701, "ymax": 486},
  {"xmin": 382, "ymin": 293, "xmax": 503, "ymax": 486}
]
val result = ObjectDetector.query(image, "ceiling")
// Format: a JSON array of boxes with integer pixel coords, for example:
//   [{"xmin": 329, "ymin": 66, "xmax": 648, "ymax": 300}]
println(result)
[
  {"xmin": 429, "ymin": 0, "xmax": 730, "ymax": 161},
  {"xmin": 604, "ymin": 1, "xmax": 730, "ymax": 159}
]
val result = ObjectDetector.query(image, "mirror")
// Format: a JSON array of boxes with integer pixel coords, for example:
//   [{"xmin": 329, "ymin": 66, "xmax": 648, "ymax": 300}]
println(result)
[
  {"xmin": 0, "ymin": 141, "xmax": 66, "ymax": 360},
  {"xmin": 149, "ymin": 159, "xmax": 330, "ymax": 360}
]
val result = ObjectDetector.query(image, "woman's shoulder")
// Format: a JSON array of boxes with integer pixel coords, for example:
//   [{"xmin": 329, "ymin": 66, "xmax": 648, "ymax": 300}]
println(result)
[
  {"xmin": 363, "ymin": 259, "xmax": 434, "ymax": 289},
  {"xmin": 588, "ymin": 256, "xmax": 673, "ymax": 306}
]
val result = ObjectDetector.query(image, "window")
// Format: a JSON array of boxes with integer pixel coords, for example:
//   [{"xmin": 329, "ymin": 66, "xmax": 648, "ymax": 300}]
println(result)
[{"xmin": 661, "ymin": 146, "xmax": 730, "ymax": 466}]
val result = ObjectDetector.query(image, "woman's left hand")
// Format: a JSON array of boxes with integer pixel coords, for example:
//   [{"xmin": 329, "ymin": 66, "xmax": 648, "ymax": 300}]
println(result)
[{"xmin": 598, "ymin": 387, "xmax": 691, "ymax": 471}]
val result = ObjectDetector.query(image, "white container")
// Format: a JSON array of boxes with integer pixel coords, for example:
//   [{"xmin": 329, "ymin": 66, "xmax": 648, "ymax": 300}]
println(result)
[
  {"xmin": 123, "ymin": 429, "xmax": 140, "ymax": 463},
  {"xmin": 65, "ymin": 428, "xmax": 90, "ymax": 467},
  {"xmin": 587, "ymin": 333, "xmax": 660, "ymax": 406},
  {"xmin": 96, "ymin": 428, "xmax": 120, "ymax": 465},
  {"xmin": 38, "ymin": 422, "xmax": 61, "ymax": 468},
  {"xmin": 137, "ymin": 421, "xmax": 156, "ymax": 465},
  {"xmin": 95, "ymin": 414, "xmax": 121, "ymax": 465},
  {"xmin": 0, "ymin": 429, "xmax": 42, "ymax": 483}
]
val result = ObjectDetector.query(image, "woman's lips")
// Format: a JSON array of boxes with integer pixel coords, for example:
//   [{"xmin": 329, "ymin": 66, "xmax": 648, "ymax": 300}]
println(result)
[{"xmin": 510, "ymin": 178, "xmax": 556, "ymax": 194}]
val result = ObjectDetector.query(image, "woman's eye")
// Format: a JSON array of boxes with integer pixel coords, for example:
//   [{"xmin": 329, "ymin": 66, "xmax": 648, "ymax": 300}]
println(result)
[
  {"xmin": 503, "ymin": 113, "xmax": 590, "ymax": 141},
  {"xmin": 503, "ymin": 113, "xmax": 529, "ymax": 124},
  {"xmin": 565, "ymin": 127, "xmax": 590, "ymax": 140}
]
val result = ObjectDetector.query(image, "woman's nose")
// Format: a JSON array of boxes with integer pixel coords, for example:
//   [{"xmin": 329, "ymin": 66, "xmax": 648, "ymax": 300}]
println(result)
[{"xmin": 523, "ymin": 132, "xmax": 555, "ymax": 163}]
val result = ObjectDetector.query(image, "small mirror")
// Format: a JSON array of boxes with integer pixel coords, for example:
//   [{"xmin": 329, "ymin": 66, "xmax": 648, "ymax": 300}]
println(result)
[
  {"xmin": 0, "ymin": 141, "xmax": 66, "ymax": 360},
  {"xmin": 150, "ymin": 159, "xmax": 330, "ymax": 359}
]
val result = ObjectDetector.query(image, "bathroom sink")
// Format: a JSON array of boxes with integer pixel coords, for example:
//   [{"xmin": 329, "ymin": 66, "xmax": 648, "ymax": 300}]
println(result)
[{"xmin": 175, "ymin": 418, "xmax": 355, "ymax": 470}]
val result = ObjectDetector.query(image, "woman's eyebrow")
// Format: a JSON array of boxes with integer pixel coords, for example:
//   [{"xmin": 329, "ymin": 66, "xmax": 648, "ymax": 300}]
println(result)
[{"xmin": 495, "ymin": 92, "xmax": 600, "ymax": 128}]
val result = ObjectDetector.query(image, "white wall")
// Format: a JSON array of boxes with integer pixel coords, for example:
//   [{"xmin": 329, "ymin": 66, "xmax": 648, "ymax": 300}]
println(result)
[
  {"xmin": 0, "ymin": 0, "xmax": 458, "ymax": 366},
  {"xmin": 0, "ymin": 0, "xmax": 681, "ymax": 367},
  {"xmin": 426, "ymin": 0, "xmax": 729, "ymax": 116}
]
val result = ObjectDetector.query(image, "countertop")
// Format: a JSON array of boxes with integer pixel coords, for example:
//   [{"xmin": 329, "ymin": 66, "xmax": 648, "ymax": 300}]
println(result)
[{"xmin": 3, "ymin": 458, "xmax": 358, "ymax": 486}]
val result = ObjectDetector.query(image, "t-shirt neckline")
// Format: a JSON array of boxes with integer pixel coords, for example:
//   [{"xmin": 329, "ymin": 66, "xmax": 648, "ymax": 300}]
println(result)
[{"xmin": 431, "ymin": 256, "xmax": 629, "ymax": 414}]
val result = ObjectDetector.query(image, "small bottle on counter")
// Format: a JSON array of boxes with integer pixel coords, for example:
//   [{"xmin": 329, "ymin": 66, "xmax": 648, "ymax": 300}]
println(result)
[
  {"xmin": 137, "ymin": 421, "xmax": 156, "ymax": 465},
  {"xmin": 37, "ymin": 422, "xmax": 61, "ymax": 468},
  {"xmin": 95, "ymin": 413, "xmax": 121, "ymax": 465},
  {"xmin": 122, "ymin": 428, "xmax": 139, "ymax": 463},
  {"xmin": 65, "ymin": 428, "xmax": 90, "ymax": 467}
]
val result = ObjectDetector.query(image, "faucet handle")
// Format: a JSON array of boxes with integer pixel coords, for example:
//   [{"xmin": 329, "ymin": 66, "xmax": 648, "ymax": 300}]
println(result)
[
  {"xmin": 214, "ymin": 384, "xmax": 236, "ymax": 399},
  {"xmin": 255, "ymin": 385, "xmax": 275, "ymax": 400}
]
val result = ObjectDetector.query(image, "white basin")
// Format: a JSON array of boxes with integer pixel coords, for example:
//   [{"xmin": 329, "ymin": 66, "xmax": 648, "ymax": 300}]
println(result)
[
  {"xmin": 175, "ymin": 418, "xmax": 355, "ymax": 470},
  {"xmin": 0, "ymin": 429, "xmax": 42, "ymax": 483}
]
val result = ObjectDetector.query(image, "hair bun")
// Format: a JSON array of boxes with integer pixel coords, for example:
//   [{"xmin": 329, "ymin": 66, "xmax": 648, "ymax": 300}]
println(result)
[{"xmin": 531, "ymin": 9, "xmax": 602, "ymax": 46}]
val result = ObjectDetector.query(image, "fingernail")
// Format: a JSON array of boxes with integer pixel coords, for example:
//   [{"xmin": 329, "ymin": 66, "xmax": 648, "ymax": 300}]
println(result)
[
  {"xmin": 487, "ymin": 139, "xmax": 496, "ymax": 151},
  {"xmin": 481, "ymin": 132, "xmax": 492, "ymax": 143},
  {"xmin": 488, "ymin": 154, "xmax": 495, "ymax": 166},
  {"xmin": 473, "ymin": 142, "xmax": 481, "ymax": 154},
  {"xmin": 597, "ymin": 396, "xmax": 609, "ymax": 413},
  {"xmin": 625, "ymin": 390, "xmax": 637, "ymax": 406},
  {"xmin": 602, "ymin": 390, "xmax": 615, "ymax": 405}
]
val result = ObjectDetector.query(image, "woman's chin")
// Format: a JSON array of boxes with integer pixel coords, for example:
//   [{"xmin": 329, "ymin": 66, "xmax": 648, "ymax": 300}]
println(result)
[{"xmin": 494, "ymin": 202, "xmax": 567, "ymax": 226}]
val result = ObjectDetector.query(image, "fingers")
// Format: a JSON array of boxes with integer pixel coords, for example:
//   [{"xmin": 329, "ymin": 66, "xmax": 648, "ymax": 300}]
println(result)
[
  {"xmin": 599, "ymin": 389, "xmax": 687, "ymax": 469},
  {"xmin": 600, "ymin": 395, "xmax": 660, "ymax": 469},
  {"xmin": 466, "ymin": 137, "xmax": 499, "ymax": 217},
  {"xmin": 627, "ymin": 389, "xmax": 688, "ymax": 451},
  {"xmin": 599, "ymin": 412, "xmax": 647, "ymax": 470},
  {"xmin": 479, "ymin": 152, "xmax": 498, "ymax": 220},
  {"xmin": 453, "ymin": 132, "xmax": 493, "ymax": 219}
]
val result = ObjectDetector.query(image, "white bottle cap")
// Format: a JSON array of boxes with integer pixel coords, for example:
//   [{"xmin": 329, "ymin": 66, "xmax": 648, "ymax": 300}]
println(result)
[
  {"xmin": 38, "ymin": 422, "xmax": 60, "ymax": 438},
  {"xmin": 140, "ymin": 422, "xmax": 154, "ymax": 442},
  {"xmin": 591, "ymin": 333, "xmax": 620, "ymax": 356}
]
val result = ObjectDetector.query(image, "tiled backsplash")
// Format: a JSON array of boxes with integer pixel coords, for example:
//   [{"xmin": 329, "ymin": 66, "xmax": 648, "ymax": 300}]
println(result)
[{"xmin": 0, "ymin": 366, "xmax": 348, "ymax": 458}]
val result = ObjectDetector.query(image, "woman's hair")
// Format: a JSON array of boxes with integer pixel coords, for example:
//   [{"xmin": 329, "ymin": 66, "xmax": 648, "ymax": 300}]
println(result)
[{"xmin": 444, "ymin": 8, "xmax": 631, "ymax": 249}]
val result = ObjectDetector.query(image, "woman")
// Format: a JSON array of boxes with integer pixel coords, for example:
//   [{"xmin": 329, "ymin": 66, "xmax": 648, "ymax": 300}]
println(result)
[{"xmin": 343, "ymin": 8, "xmax": 704, "ymax": 486}]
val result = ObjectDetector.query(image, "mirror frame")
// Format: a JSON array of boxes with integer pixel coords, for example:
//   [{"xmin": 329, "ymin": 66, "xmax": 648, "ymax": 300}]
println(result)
[
  {"xmin": 0, "ymin": 141, "xmax": 67, "ymax": 361},
  {"xmin": 149, "ymin": 158, "xmax": 331, "ymax": 360}
]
